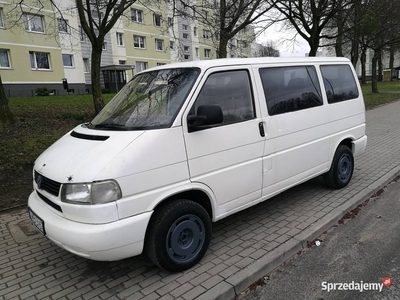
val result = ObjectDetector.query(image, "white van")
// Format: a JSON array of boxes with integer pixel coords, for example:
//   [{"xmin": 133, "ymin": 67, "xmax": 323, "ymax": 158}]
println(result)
[{"xmin": 28, "ymin": 57, "xmax": 367, "ymax": 272}]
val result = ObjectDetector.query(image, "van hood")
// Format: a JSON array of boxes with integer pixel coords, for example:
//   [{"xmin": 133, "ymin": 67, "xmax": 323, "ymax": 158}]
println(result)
[{"xmin": 34, "ymin": 125, "xmax": 145, "ymax": 183}]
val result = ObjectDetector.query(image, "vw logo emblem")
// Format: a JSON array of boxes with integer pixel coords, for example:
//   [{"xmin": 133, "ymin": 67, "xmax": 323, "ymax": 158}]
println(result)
[{"xmin": 37, "ymin": 175, "xmax": 43, "ymax": 189}]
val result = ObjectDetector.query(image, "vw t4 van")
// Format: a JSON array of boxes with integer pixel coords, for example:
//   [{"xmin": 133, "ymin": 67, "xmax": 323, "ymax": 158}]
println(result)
[{"xmin": 28, "ymin": 57, "xmax": 367, "ymax": 272}]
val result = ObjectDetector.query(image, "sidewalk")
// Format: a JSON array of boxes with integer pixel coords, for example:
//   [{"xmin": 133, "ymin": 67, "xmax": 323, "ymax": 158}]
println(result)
[{"xmin": 2, "ymin": 100, "xmax": 400, "ymax": 300}]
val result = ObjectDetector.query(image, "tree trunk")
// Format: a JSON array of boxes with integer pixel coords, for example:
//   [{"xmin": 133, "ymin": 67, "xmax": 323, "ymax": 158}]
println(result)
[
  {"xmin": 308, "ymin": 36, "xmax": 319, "ymax": 57},
  {"xmin": 91, "ymin": 44, "xmax": 104, "ymax": 114},
  {"xmin": 361, "ymin": 48, "xmax": 367, "ymax": 84},
  {"xmin": 389, "ymin": 46, "xmax": 395, "ymax": 81},
  {"xmin": 371, "ymin": 51, "xmax": 379, "ymax": 93},
  {"xmin": 378, "ymin": 50, "xmax": 383, "ymax": 82},
  {"xmin": 335, "ymin": 2, "xmax": 344, "ymax": 57},
  {"xmin": 0, "ymin": 76, "xmax": 15, "ymax": 126},
  {"xmin": 350, "ymin": 39, "xmax": 359, "ymax": 69},
  {"xmin": 218, "ymin": 34, "xmax": 229, "ymax": 58}
]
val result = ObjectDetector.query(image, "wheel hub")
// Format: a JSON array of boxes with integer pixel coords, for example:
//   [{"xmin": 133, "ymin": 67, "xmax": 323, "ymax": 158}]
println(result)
[{"xmin": 167, "ymin": 215, "xmax": 205, "ymax": 263}]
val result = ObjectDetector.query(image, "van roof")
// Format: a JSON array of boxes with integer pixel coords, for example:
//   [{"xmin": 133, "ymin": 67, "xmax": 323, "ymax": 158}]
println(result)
[{"xmin": 144, "ymin": 57, "xmax": 351, "ymax": 73}]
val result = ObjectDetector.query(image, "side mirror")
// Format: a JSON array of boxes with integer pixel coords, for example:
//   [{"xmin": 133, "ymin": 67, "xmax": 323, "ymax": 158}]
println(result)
[{"xmin": 188, "ymin": 105, "xmax": 223, "ymax": 132}]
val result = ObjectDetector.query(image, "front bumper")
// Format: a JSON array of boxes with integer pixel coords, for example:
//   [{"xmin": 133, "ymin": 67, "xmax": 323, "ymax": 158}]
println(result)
[{"xmin": 28, "ymin": 191, "xmax": 152, "ymax": 261}]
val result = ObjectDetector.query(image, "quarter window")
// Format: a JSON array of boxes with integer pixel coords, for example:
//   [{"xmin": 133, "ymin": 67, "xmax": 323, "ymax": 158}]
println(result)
[
  {"xmin": 24, "ymin": 14, "xmax": 44, "ymax": 33},
  {"xmin": 191, "ymin": 70, "xmax": 255, "ymax": 125},
  {"xmin": 0, "ymin": 49, "xmax": 10, "ymax": 68},
  {"xmin": 320, "ymin": 65, "xmax": 359, "ymax": 103},
  {"xmin": 259, "ymin": 66, "xmax": 322, "ymax": 116},
  {"xmin": 29, "ymin": 51, "xmax": 50, "ymax": 70}
]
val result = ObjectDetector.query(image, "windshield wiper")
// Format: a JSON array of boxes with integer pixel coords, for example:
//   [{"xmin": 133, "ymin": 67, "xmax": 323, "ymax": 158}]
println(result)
[{"xmin": 92, "ymin": 123, "xmax": 128, "ymax": 131}]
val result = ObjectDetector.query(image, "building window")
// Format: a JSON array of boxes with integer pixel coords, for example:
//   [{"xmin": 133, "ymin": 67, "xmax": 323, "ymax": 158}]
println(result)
[
  {"xmin": 183, "ymin": 33, "xmax": 189, "ymax": 39},
  {"xmin": 79, "ymin": 26, "xmax": 86, "ymax": 42},
  {"xmin": 195, "ymin": 47, "xmax": 199, "ymax": 57},
  {"xmin": 134, "ymin": 35, "xmax": 145, "ymax": 48},
  {"xmin": 183, "ymin": 24, "xmax": 188, "ymax": 30},
  {"xmin": 184, "ymin": 46, "xmax": 189, "ymax": 53},
  {"xmin": 157, "ymin": 63, "xmax": 166, "ymax": 66},
  {"xmin": 29, "ymin": 51, "xmax": 50, "ymax": 70},
  {"xmin": 131, "ymin": 9, "xmax": 143, "ymax": 23},
  {"xmin": 119, "ymin": 60, "xmax": 126, "ymax": 65},
  {"xmin": 23, "ymin": 14, "xmax": 44, "ymax": 33},
  {"xmin": 155, "ymin": 39, "xmax": 164, "ymax": 51},
  {"xmin": 136, "ymin": 61, "xmax": 147, "ymax": 72},
  {"xmin": 58, "ymin": 18, "xmax": 68, "ymax": 33},
  {"xmin": 202, "ymin": 10, "xmax": 208, "ymax": 20},
  {"xmin": 0, "ymin": 49, "xmax": 10, "ymax": 68},
  {"xmin": 168, "ymin": 17, "xmax": 173, "ymax": 27},
  {"xmin": 204, "ymin": 49, "xmax": 211, "ymax": 58},
  {"xmin": 116, "ymin": 32, "xmax": 124, "ymax": 46},
  {"xmin": 184, "ymin": 55, "xmax": 190, "ymax": 60},
  {"xmin": 170, "ymin": 41, "xmax": 175, "ymax": 49},
  {"xmin": 83, "ymin": 58, "xmax": 90, "ymax": 73},
  {"xmin": 194, "ymin": 27, "xmax": 197, "ymax": 36},
  {"xmin": 0, "ymin": 9, "xmax": 3, "ymax": 28},
  {"xmin": 153, "ymin": 14, "xmax": 161, "ymax": 27},
  {"xmin": 102, "ymin": 42, "xmax": 107, "ymax": 50},
  {"xmin": 62, "ymin": 54, "xmax": 73, "ymax": 67},
  {"xmin": 203, "ymin": 30, "xmax": 210, "ymax": 39}
]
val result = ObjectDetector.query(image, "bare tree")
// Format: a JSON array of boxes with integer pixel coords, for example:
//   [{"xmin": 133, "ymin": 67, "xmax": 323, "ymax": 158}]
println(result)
[
  {"xmin": 356, "ymin": 0, "xmax": 400, "ymax": 92},
  {"xmin": 273, "ymin": 0, "xmax": 352, "ymax": 56},
  {"xmin": 172, "ymin": 0, "xmax": 275, "ymax": 58}
]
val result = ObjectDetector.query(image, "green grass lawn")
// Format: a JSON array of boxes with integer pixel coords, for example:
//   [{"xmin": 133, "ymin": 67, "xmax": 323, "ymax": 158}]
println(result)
[
  {"xmin": 1, "ymin": 82, "xmax": 400, "ymax": 211},
  {"xmin": 361, "ymin": 81, "xmax": 400, "ymax": 109}
]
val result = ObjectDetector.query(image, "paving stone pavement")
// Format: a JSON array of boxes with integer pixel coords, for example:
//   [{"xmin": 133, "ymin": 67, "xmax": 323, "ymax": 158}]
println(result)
[{"xmin": 2, "ymin": 100, "xmax": 400, "ymax": 300}]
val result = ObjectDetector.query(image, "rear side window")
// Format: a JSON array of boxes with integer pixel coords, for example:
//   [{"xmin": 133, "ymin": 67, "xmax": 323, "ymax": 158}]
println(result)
[
  {"xmin": 320, "ymin": 65, "xmax": 359, "ymax": 103},
  {"xmin": 191, "ymin": 70, "xmax": 255, "ymax": 125},
  {"xmin": 259, "ymin": 66, "xmax": 322, "ymax": 116}
]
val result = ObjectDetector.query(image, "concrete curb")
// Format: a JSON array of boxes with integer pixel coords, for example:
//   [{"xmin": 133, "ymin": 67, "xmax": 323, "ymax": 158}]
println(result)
[{"xmin": 207, "ymin": 166, "xmax": 400, "ymax": 300}]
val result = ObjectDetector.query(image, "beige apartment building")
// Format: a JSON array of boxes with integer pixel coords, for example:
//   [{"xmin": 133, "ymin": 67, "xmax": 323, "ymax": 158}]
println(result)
[{"xmin": 0, "ymin": 0, "xmax": 258, "ymax": 97}]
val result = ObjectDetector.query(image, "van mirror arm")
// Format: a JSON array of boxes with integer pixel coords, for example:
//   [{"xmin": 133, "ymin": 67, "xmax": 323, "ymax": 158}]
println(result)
[{"xmin": 188, "ymin": 115, "xmax": 210, "ymax": 132}]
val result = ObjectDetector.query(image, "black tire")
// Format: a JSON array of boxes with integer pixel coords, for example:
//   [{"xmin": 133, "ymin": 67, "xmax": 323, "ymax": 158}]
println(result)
[
  {"xmin": 146, "ymin": 199, "xmax": 212, "ymax": 272},
  {"xmin": 323, "ymin": 145, "xmax": 354, "ymax": 189}
]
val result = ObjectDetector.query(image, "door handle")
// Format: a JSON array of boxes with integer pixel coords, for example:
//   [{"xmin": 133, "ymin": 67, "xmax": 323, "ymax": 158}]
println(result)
[{"xmin": 258, "ymin": 122, "xmax": 265, "ymax": 137}]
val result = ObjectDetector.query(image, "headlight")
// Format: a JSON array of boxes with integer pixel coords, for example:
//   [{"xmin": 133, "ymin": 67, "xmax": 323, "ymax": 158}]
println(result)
[{"xmin": 61, "ymin": 180, "xmax": 122, "ymax": 205}]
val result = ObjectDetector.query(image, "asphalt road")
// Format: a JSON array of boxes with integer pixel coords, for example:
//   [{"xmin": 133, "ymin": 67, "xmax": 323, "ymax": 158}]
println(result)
[{"xmin": 238, "ymin": 177, "xmax": 400, "ymax": 300}]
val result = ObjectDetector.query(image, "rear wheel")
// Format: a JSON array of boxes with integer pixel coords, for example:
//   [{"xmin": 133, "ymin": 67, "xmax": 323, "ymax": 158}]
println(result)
[
  {"xmin": 324, "ymin": 145, "xmax": 354, "ymax": 189},
  {"xmin": 146, "ymin": 199, "xmax": 211, "ymax": 272}
]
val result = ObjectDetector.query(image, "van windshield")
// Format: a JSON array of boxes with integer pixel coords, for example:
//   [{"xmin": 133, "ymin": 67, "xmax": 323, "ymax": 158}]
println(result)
[{"xmin": 91, "ymin": 67, "xmax": 200, "ymax": 130}]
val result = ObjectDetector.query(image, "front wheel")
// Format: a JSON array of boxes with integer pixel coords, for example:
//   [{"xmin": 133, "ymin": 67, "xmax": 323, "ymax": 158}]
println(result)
[
  {"xmin": 146, "ymin": 199, "xmax": 212, "ymax": 272},
  {"xmin": 323, "ymin": 145, "xmax": 354, "ymax": 189}
]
